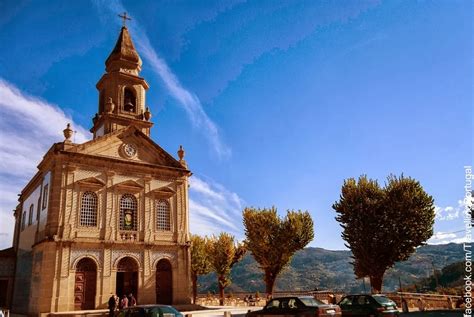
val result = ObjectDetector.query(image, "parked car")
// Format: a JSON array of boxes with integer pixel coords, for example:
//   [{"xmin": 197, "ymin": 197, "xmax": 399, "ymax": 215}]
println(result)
[
  {"xmin": 118, "ymin": 304, "xmax": 184, "ymax": 317},
  {"xmin": 338, "ymin": 294, "xmax": 399, "ymax": 317},
  {"xmin": 245, "ymin": 296, "xmax": 341, "ymax": 317}
]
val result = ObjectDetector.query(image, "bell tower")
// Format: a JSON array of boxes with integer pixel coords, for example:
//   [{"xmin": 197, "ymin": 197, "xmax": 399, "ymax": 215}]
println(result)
[{"xmin": 91, "ymin": 22, "xmax": 153, "ymax": 138}]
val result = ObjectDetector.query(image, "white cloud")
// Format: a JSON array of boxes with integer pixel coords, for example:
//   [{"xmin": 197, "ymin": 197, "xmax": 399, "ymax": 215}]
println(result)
[
  {"xmin": 0, "ymin": 79, "xmax": 91, "ymax": 250},
  {"xmin": 189, "ymin": 176, "xmax": 244, "ymax": 239},
  {"xmin": 430, "ymin": 231, "xmax": 457, "ymax": 241},
  {"xmin": 189, "ymin": 199, "xmax": 239, "ymax": 232},
  {"xmin": 0, "ymin": 80, "xmax": 89, "ymax": 143},
  {"xmin": 435, "ymin": 200, "xmax": 465, "ymax": 221},
  {"xmin": 92, "ymin": 0, "xmax": 231, "ymax": 159},
  {"xmin": 191, "ymin": 176, "xmax": 226, "ymax": 201},
  {"xmin": 428, "ymin": 230, "xmax": 468, "ymax": 245}
]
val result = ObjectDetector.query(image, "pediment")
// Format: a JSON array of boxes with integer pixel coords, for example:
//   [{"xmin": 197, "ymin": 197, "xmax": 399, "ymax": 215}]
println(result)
[
  {"xmin": 149, "ymin": 186, "xmax": 176, "ymax": 198},
  {"xmin": 76, "ymin": 177, "xmax": 105, "ymax": 188},
  {"xmin": 72, "ymin": 126, "xmax": 186, "ymax": 170},
  {"xmin": 113, "ymin": 180, "xmax": 143, "ymax": 192}
]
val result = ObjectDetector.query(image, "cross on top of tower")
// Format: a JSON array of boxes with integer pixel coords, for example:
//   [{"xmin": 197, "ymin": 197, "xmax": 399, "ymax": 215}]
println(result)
[{"xmin": 118, "ymin": 12, "xmax": 131, "ymax": 27}]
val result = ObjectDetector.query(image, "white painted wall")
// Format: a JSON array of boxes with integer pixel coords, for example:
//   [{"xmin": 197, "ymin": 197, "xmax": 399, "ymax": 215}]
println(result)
[
  {"xmin": 18, "ymin": 186, "xmax": 40, "ymax": 251},
  {"xmin": 96, "ymin": 124, "xmax": 105, "ymax": 137},
  {"xmin": 19, "ymin": 171, "xmax": 51, "ymax": 251},
  {"xmin": 37, "ymin": 171, "xmax": 51, "ymax": 234}
]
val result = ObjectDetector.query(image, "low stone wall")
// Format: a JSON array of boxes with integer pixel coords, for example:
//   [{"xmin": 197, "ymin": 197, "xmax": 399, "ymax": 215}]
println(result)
[
  {"xmin": 196, "ymin": 291, "xmax": 462, "ymax": 311},
  {"xmin": 196, "ymin": 291, "xmax": 344, "ymax": 307},
  {"xmin": 388, "ymin": 292, "xmax": 462, "ymax": 311},
  {"xmin": 46, "ymin": 309, "xmax": 108, "ymax": 317}
]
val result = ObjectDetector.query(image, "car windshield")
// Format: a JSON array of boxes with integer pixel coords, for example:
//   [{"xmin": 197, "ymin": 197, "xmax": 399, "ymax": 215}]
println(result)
[
  {"xmin": 144, "ymin": 306, "xmax": 181, "ymax": 317},
  {"xmin": 266, "ymin": 299, "xmax": 280, "ymax": 309},
  {"xmin": 144, "ymin": 307, "xmax": 160, "ymax": 314},
  {"xmin": 299, "ymin": 297, "xmax": 325, "ymax": 307},
  {"xmin": 373, "ymin": 296, "xmax": 395, "ymax": 306},
  {"xmin": 161, "ymin": 306, "xmax": 180, "ymax": 315},
  {"xmin": 339, "ymin": 297, "xmax": 352, "ymax": 305}
]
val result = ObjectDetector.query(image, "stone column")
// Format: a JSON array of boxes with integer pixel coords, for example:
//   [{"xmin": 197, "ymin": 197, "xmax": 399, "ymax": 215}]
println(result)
[
  {"xmin": 143, "ymin": 176, "xmax": 152, "ymax": 244},
  {"xmin": 54, "ymin": 242, "xmax": 72, "ymax": 311},
  {"xmin": 141, "ymin": 247, "xmax": 154, "ymax": 304},
  {"xmin": 62, "ymin": 165, "xmax": 77, "ymax": 240},
  {"xmin": 45, "ymin": 163, "xmax": 63, "ymax": 238},
  {"xmin": 104, "ymin": 171, "xmax": 115, "ymax": 241},
  {"xmin": 102, "ymin": 245, "xmax": 113, "ymax": 308}
]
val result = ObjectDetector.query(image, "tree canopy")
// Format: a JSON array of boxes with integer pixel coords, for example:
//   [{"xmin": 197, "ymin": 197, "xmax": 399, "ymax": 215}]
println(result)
[
  {"xmin": 243, "ymin": 207, "xmax": 314, "ymax": 295},
  {"xmin": 206, "ymin": 232, "xmax": 246, "ymax": 305},
  {"xmin": 333, "ymin": 174, "xmax": 435, "ymax": 293},
  {"xmin": 190, "ymin": 234, "xmax": 211, "ymax": 303}
]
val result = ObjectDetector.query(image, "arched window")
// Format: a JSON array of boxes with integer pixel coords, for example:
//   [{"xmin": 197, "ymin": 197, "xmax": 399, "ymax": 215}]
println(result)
[
  {"xmin": 42, "ymin": 184, "xmax": 49, "ymax": 210},
  {"xmin": 28, "ymin": 204, "xmax": 34, "ymax": 225},
  {"xmin": 21, "ymin": 211, "xmax": 26, "ymax": 230},
  {"xmin": 123, "ymin": 88, "xmax": 136, "ymax": 112},
  {"xmin": 156, "ymin": 199, "xmax": 171, "ymax": 231},
  {"xmin": 120, "ymin": 194, "xmax": 137, "ymax": 230},
  {"xmin": 80, "ymin": 192, "xmax": 98, "ymax": 227}
]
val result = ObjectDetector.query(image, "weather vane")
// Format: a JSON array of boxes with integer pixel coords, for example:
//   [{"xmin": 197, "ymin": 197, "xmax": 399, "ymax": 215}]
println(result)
[{"xmin": 118, "ymin": 12, "xmax": 131, "ymax": 27}]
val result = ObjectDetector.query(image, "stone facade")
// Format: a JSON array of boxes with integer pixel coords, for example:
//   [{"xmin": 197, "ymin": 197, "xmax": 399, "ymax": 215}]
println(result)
[
  {"xmin": 0, "ymin": 248, "xmax": 15, "ymax": 309},
  {"xmin": 1, "ymin": 26, "xmax": 192, "ymax": 314}
]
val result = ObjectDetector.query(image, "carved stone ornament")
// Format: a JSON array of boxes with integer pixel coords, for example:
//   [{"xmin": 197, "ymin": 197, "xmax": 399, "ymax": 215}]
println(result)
[
  {"xmin": 151, "ymin": 251, "xmax": 176, "ymax": 267},
  {"xmin": 63, "ymin": 123, "xmax": 74, "ymax": 142},
  {"xmin": 70, "ymin": 249, "xmax": 103, "ymax": 269},
  {"xmin": 144, "ymin": 107, "xmax": 151, "ymax": 121},
  {"xmin": 105, "ymin": 97, "xmax": 115, "ymax": 113},
  {"xmin": 112, "ymin": 250, "xmax": 143, "ymax": 269}
]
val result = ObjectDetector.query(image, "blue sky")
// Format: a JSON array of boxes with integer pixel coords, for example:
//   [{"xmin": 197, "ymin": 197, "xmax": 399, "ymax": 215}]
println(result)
[{"xmin": 0, "ymin": 0, "xmax": 472, "ymax": 250}]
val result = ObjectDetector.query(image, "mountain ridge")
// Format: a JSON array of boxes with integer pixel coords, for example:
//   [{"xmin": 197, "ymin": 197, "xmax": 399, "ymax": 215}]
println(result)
[{"xmin": 198, "ymin": 243, "xmax": 464, "ymax": 293}]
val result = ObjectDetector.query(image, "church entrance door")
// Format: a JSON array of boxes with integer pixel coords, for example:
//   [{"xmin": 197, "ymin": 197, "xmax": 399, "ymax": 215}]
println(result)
[
  {"xmin": 74, "ymin": 258, "xmax": 97, "ymax": 310},
  {"xmin": 155, "ymin": 259, "xmax": 172, "ymax": 304},
  {"xmin": 116, "ymin": 257, "xmax": 138, "ymax": 300}
]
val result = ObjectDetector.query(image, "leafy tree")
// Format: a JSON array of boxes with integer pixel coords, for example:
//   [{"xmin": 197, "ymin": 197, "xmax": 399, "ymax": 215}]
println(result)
[
  {"xmin": 190, "ymin": 234, "xmax": 212, "ymax": 303},
  {"xmin": 439, "ymin": 261, "xmax": 464, "ymax": 287},
  {"xmin": 333, "ymin": 174, "xmax": 435, "ymax": 293},
  {"xmin": 207, "ymin": 232, "xmax": 246, "ymax": 305},
  {"xmin": 243, "ymin": 207, "xmax": 314, "ymax": 295},
  {"xmin": 421, "ymin": 261, "xmax": 464, "ymax": 292}
]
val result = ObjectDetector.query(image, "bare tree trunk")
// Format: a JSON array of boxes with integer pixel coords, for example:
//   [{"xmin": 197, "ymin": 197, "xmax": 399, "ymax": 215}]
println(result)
[
  {"xmin": 192, "ymin": 273, "xmax": 198, "ymax": 304},
  {"xmin": 370, "ymin": 273, "xmax": 384, "ymax": 294},
  {"xmin": 218, "ymin": 275, "xmax": 225, "ymax": 306},
  {"xmin": 265, "ymin": 270, "xmax": 276, "ymax": 297}
]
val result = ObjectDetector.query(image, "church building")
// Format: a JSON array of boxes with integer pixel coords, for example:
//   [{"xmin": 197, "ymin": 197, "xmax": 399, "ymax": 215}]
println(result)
[{"xmin": 0, "ymin": 24, "xmax": 192, "ymax": 313}]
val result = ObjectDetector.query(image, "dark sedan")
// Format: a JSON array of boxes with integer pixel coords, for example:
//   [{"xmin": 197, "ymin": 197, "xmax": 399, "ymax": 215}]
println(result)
[
  {"xmin": 338, "ymin": 294, "xmax": 399, "ymax": 317},
  {"xmin": 118, "ymin": 305, "xmax": 183, "ymax": 317},
  {"xmin": 246, "ymin": 296, "xmax": 341, "ymax": 317}
]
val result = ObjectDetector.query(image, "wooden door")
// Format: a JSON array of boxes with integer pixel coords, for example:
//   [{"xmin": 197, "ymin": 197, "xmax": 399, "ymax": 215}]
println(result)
[
  {"xmin": 0, "ymin": 279, "xmax": 8, "ymax": 307},
  {"xmin": 156, "ymin": 260, "xmax": 172, "ymax": 304},
  {"xmin": 74, "ymin": 258, "xmax": 97, "ymax": 310}
]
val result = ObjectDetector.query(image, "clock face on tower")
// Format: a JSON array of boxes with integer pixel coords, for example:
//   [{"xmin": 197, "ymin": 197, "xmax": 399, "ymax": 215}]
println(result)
[{"xmin": 122, "ymin": 143, "xmax": 137, "ymax": 158}]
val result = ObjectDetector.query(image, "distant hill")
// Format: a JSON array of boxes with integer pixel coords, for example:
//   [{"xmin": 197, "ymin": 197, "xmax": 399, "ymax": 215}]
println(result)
[
  {"xmin": 413, "ymin": 260, "xmax": 464, "ymax": 293},
  {"xmin": 198, "ymin": 243, "xmax": 464, "ymax": 293}
]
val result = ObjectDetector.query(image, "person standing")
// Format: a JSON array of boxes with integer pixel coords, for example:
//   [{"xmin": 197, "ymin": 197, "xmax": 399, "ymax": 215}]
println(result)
[
  {"xmin": 120, "ymin": 294, "xmax": 129, "ymax": 309},
  {"xmin": 128, "ymin": 293, "xmax": 137, "ymax": 306},
  {"xmin": 115, "ymin": 295, "xmax": 120, "ymax": 311},
  {"xmin": 108, "ymin": 294, "xmax": 118, "ymax": 317}
]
